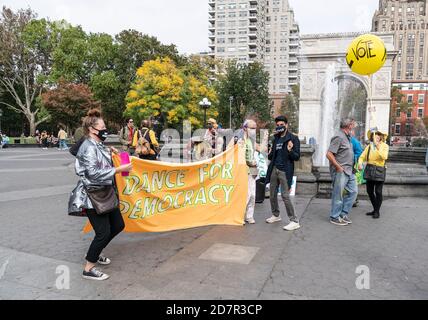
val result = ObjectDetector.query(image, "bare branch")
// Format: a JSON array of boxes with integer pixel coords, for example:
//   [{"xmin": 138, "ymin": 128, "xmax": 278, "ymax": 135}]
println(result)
[
  {"xmin": 0, "ymin": 101, "xmax": 22, "ymax": 113},
  {"xmin": 0, "ymin": 78, "xmax": 25, "ymax": 109},
  {"xmin": 35, "ymin": 114, "xmax": 51, "ymax": 126}
]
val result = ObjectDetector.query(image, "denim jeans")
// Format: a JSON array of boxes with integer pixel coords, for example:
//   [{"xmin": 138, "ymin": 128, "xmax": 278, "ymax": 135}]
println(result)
[
  {"xmin": 330, "ymin": 171, "xmax": 358, "ymax": 219},
  {"xmin": 59, "ymin": 139, "xmax": 68, "ymax": 149}
]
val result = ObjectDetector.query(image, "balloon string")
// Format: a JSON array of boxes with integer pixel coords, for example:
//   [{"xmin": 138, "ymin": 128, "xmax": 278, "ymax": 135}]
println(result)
[{"xmin": 368, "ymin": 74, "xmax": 373, "ymax": 129}]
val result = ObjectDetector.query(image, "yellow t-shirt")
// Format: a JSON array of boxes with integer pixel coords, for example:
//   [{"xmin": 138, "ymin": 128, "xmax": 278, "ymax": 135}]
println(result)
[
  {"xmin": 58, "ymin": 130, "xmax": 67, "ymax": 140},
  {"xmin": 358, "ymin": 142, "xmax": 389, "ymax": 167}
]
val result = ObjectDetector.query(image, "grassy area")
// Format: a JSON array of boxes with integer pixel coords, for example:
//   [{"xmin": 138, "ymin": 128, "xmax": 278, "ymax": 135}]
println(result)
[{"xmin": 8, "ymin": 137, "xmax": 73, "ymax": 144}]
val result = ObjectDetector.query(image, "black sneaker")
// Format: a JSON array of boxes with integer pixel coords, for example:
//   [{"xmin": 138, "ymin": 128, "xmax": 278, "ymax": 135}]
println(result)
[
  {"xmin": 352, "ymin": 201, "xmax": 359, "ymax": 208},
  {"xmin": 84, "ymin": 255, "xmax": 111, "ymax": 265},
  {"xmin": 82, "ymin": 267, "xmax": 110, "ymax": 281},
  {"xmin": 372, "ymin": 212, "xmax": 380, "ymax": 219},
  {"xmin": 366, "ymin": 211, "xmax": 375, "ymax": 216},
  {"xmin": 330, "ymin": 218, "xmax": 348, "ymax": 226},
  {"xmin": 97, "ymin": 255, "xmax": 111, "ymax": 265}
]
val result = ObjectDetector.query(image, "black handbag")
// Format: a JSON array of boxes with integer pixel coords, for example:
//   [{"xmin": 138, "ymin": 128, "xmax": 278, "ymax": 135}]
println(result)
[
  {"xmin": 363, "ymin": 145, "xmax": 386, "ymax": 182},
  {"xmin": 86, "ymin": 185, "xmax": 119, "ymax": 215}
]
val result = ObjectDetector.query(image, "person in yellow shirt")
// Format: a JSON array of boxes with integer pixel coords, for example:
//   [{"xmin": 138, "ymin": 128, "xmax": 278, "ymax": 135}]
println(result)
[
  {"xmin": 358, "ymin": 129, "xmax": 389, "ymax": 219},
  {"xmin": 57, "ymin": 127, "xmax": 68, "ymax": 151},
  {"xmin": 133, "ymin": 119, "xmax": 160, "ymax": 160}
]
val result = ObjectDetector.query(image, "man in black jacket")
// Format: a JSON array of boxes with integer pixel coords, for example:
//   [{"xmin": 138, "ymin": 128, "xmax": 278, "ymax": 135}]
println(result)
[{"xmin": 266, "ymin": 116, "xmax": 301, "ymax": 231}]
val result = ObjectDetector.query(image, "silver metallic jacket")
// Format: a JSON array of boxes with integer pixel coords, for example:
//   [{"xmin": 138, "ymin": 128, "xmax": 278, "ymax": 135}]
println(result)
[{"xmin": 68, "ymin": 138, "xmax": 116, "ymax": 215}]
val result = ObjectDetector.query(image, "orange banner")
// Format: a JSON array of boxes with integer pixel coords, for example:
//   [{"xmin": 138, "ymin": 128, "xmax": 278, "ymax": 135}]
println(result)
[{"xmin": 83, "ymin": 144, "xmax": 248, "ymax": 233}]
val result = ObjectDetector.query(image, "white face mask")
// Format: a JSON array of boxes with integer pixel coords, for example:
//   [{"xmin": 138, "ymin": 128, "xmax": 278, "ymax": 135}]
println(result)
[{"xmin": 248, "ymin": 129, "xmax": 257, "ymax": 140}]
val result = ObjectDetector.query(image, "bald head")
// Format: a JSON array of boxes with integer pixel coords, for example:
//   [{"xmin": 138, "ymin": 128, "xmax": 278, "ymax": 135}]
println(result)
[{"xmin": 141, "ymin": 119, "xmax": 151, "ymax": 128}]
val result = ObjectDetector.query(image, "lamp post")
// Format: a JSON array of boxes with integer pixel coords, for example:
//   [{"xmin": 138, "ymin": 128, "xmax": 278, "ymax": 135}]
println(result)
[
  {"xmin": 199, "ymin": 98, "xmax": 212, "ymax": 127},
  {"xmin": 229, "ymin": 96, "xmax": 234, "ymax": 129}
]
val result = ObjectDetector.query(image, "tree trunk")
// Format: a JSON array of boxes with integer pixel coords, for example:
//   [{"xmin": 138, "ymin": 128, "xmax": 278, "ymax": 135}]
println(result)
[{"xmin": 28, "ymin": 113, "xmax": 36, "ymax": 137}]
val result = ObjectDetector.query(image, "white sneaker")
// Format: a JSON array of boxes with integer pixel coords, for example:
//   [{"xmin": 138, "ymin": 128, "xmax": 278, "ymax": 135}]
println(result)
[
  {"xmin": 283, "ymin": 221, "xmax": 301, "ymax": 231},
  {"xmin": 266, "ymin": 215, "xmax": 282, "ymax": 224},
  {"xmin": 245, "ymin": 218, "xmax": 256, "ymax": 224}
]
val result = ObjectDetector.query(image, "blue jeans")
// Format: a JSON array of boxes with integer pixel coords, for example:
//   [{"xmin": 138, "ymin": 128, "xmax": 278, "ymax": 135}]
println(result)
[
  {"xmin": 59, "ymin": 139, "xmax": 67, "ymax": 149},
  {"xmin": 330, "ymin": 171, "xmax": 358, "ymax": 219}
]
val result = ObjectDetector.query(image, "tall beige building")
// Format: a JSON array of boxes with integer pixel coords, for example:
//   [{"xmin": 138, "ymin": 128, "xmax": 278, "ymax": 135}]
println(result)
[
  {"xmin": 209, "ymin": 0, "xmax": 266, "ymax": 65},
  {"xmin": 264, "ymin": 0, "xmax": 300, "ymax": 93},
  {"xmin": 208, "ymin": 0, "xmax": 300, "ymax": 94},
  {"xmin": 372, "ymin": 0, "xmax": 428, "ymax": 80}
]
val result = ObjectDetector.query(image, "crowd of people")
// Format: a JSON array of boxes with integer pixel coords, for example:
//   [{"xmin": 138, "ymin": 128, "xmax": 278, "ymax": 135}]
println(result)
[
  {"xmin": 119, "ymin": 118, "xmax": 160, "ymax": 160},
  {"xmin": 64, "ymin": 104, "xmax": 397, "ymax": 281},
  {"xmin": 34, "ymin": 127, "xmax": 69, "ymax": 150},
  {"xmin": 326, "ymin": 119, "xmax": 390, "ymax": 225}
]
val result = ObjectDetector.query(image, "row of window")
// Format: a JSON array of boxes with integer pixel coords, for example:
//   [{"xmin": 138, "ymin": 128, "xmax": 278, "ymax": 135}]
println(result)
[
  {"xmin": 217, "ymin": 37, "xmax": 252, "ymax": 44},
  {"xmin": 264, "ymin": 63, "xmax": 294, "ymax": 69},
  {"xmin": 217, "ymin": 47, "xmax": 257, "ymax": 53},
  {"xmin": 383, "ymin": 3, "xmax": 425, "ymax": 15},
  {"xmin": 266, "ymin": 16, "xmax": 288, "ymax": 22},
  {"xmin": 395, "ymin": 84, "xmax": 427, "ymax": 90},
  {"xmin": 215, "ymin": 3, "xmax": 251, "ymax": 10},
  {"xmin": 406, "ymin": 94, "xmax": 426, "ymax": 104},
  {"xmin": 266, "ymin": 31, "xmax": 291, "ymax": 38},
  {"xmin": 216, "ymin": 12, "xmax": 251, "ymax": 18},
  {"xmin": 394, "ymin": 123, "xmax": 414, "ymax": 135},
  {"xmin": 265, "ymin": 55, "xmax": 291, "ymax": 61},
  {"xmin": 377, "ymin": 19, "xmax": 428, "ymax": 31},
  {"xmin": 215, "ymin": 21, "xmax": 250, "ymax": 27},
  {"xmin": 395, "ymin": 107, "xmax": 425, "ymax": 119}
]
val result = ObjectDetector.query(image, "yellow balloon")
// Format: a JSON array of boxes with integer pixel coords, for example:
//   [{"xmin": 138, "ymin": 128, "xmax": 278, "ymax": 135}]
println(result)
[{"xmin": 346, "ymin": 34, "xmax": 387, "ymax": 76}]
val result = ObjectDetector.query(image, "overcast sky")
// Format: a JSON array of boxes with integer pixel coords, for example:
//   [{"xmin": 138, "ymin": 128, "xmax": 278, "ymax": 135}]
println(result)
[{"xmin": 1, "ymin": 0, "xmax": 379, "ymax": 54}]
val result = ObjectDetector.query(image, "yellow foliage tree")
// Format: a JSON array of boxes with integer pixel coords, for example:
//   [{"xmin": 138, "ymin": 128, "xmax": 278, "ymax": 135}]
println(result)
[{"xmin": 125, "ymin": 57, "xmax": 218, "ymax": 128}]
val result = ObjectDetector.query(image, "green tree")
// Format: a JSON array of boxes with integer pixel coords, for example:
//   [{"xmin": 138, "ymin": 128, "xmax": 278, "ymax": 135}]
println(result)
[
  {"xmin": 216, "ymin": 61, "xmax": 270, "ymax": 129},
  {"xmin": 280, "ymin": 85, "xmax": 300, "ymax": 133},
  {"xmin": 0, "ymin": 7, "xmax": 58, "ymax": 135},
  {"xmin": 125, "ymin": 58, "xmax": 218, "ymax": 129},
  {"xmin": 41, "ymin": 79, "xmax": 100, "ymax": 131},
  {"xmin": 50, "ymin": 28, "xmax": 185, "ymax": 127}
]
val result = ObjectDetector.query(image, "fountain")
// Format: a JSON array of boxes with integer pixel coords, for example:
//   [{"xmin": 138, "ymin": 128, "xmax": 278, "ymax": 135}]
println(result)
[
  {"xmin": 295, "ymin": 32, "xmax": 428, "ymax": 197},
  {"xmin": 314, "ymin": 64, "xmax": 339, "ymax": 167}
]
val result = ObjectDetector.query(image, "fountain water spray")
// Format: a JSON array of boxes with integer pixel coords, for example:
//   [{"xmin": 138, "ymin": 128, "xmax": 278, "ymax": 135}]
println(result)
[{"xmin": 314, "ymin": 64, "xmax": 339, "ymax": 167}]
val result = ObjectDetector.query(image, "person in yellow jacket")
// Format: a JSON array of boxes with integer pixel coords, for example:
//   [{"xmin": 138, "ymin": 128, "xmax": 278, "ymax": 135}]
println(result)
[
  {"xmin": 358, "ymin": 129, "xmax": 389, "ymax": 219},
  {"xmin": 132, "ymin": 119, "xmax": 160, "ymax": 160}
]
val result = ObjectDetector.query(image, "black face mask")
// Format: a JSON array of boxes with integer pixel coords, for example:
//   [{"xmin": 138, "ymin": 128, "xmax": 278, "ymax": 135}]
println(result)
[
  {"xmin": 275, "ymin": 126, "xmax": 287, "ymax": 134},
  {"xmin": 93, "ymin": 128, "xmax": 108, "ymax": 142},
  {"xmin": 207, "ymin": 124, "xmax": 214, "ymax": 130}
]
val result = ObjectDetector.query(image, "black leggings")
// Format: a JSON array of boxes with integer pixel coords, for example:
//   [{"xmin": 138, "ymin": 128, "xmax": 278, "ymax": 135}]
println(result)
[
  {"xmin": 86, "ymin": 207, "xmax": 125, "ymax": 263},
  {"xmin": 366, "ymin": 180, "xmax": 384, "ymax": 214}
]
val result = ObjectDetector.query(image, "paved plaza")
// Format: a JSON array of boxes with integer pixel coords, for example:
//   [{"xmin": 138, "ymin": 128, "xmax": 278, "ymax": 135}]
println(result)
[{"xmin": 0, "ymin": 148, "xmax": 427, "ymax": 300}]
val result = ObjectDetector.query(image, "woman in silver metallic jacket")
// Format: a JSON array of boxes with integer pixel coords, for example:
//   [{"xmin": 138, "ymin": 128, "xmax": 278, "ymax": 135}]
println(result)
[{"xmin": 68, "ymin": 109, "xmax": 132, "ymax": 281}]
